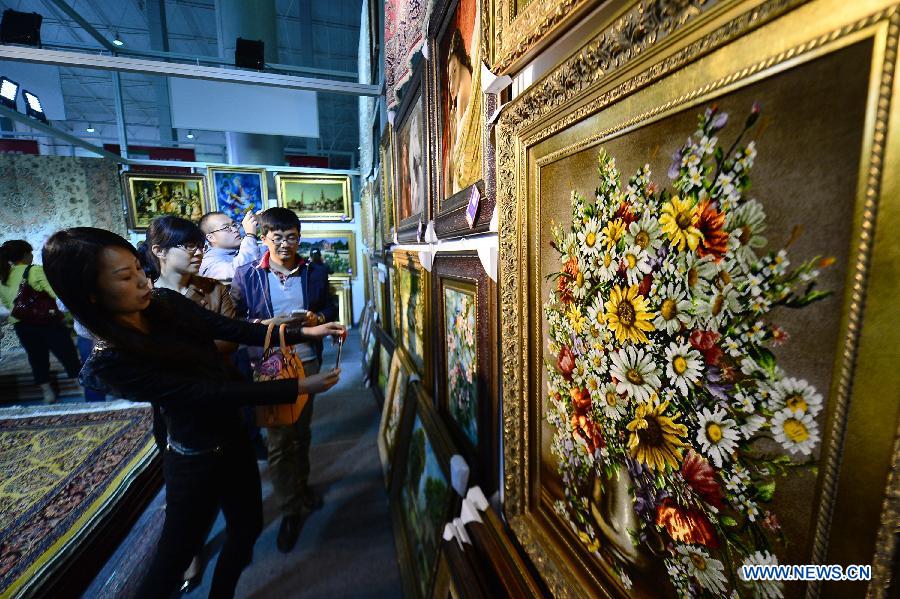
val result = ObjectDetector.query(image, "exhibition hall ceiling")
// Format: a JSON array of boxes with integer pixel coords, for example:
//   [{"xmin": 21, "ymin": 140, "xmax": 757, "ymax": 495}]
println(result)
[{"xmin": 0, "ymin": 0, "xmax": 362, "ymax": 167}]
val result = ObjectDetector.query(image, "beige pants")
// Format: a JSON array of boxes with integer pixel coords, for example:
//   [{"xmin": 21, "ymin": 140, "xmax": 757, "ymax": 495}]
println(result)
[{"xmin": 266, "ymin": 359, "xmax": 319, "ymax": 517}]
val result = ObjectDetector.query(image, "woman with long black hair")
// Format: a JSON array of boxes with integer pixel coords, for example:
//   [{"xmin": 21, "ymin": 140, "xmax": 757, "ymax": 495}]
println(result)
[{"xmin": 42, "ymin": 227, "xmax": 343, "ymax": 599}]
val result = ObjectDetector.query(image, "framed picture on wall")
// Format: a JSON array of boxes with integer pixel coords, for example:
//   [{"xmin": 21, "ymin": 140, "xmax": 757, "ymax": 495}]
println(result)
[
  {"xmin": 432, "ymin": 252, "xmax": 498, "ymax": 493},
  {"xmin": 379, "ymin": 125, "xmax": 394, "ymax": 247},
  {"xmin": 377, "ymin": 348, "xmax": 413, "ymax": 487},
  {"xmin": 496, "ymin": 1, "xmax": 900, "ymax": 595},
  {"xmin": 328, "ymin": 275, "xmax": 352, "ymax": 327},
  {"xmin": 374, "ymin": 260, "xmax": 391, "ymax": 338},
  {"xmin": 427, "ymin": 0, "xmax": 492, "ymax": 238},
  {"xmin": 276, "ymin": 174, "xmax": 353, "ymax": 221},
  {"xmin": 373, "ymin": 169, "xmax": 384, "ymax": 252},
  {"xmin": 205, "ymin": 166, "xmax": 267, "ymax": 223},
  {"xmin": 393, "ymin": 65, "xmax": 428, "ymax": 242},
  {"xmin": 391, "ymin": 383, "xmax": 456, "ymax": 599},
  {"xmin": 374, "ymin": 326, "xmax": 396, "ymax": 409},
  {"xmin": 392, "ymin": 250, "xmax": 430, "ymax": 383},
  {"xmin": 298, "ymin": 230, "xmax": 357, "ymax": 278},
  {"xmin": 123, "ymin": 172, "xmax": 207, "ymax": 231}
]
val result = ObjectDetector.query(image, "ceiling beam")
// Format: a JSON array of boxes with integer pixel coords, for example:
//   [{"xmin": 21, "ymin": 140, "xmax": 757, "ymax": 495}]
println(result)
[
  {"xmin": 45, "ymin": 0, "xmax": 118, "ymax": 52},
  {"xmin": 0, "ymin": 104, "xmax": 126, "ymax": 162},
  {"xmin": 0, "ymin": 45, "xmax": 381, "ymax": 96}
]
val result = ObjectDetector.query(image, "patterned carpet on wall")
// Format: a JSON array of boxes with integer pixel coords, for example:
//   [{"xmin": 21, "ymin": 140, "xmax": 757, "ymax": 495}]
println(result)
[{"xmin": 0, "ymin": 402, "xmax": 158, "ymax": 599}]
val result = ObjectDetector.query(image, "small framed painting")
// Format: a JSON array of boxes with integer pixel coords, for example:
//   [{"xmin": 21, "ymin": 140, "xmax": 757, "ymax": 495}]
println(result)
[
  {"xmin": 276, "ymin": 174, "xmax": 353, "ymax": 222},
  {"xmin": 327, "ymin": 275, "xmax": 352, "ymax": 326},
  {"xmin": 205, "ymin": 166, "xmax": 267, "ymax": 223},
  {"xmin": 374, "ymin": 327, "xmax": 396, "ymax": 409},
  {"xmin": 377, "ymin": 347, "xmax": 413, "ymax": 487},
  {"xmin": 392, "ymin": 250, "xmax": 430, "ymax": 383},
  {"xmin": 123, "ymin": 172, "xmax": 207, "ymax": 231},
  {"xmin": 298, "ymin": 230, "xmax": 357, "ymax": 278}
]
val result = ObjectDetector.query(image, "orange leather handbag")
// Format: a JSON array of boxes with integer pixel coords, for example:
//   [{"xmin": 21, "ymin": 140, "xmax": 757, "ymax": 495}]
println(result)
[{"xmin": 254, "ymin": 323, "xmax": 309, "ymax": 427}]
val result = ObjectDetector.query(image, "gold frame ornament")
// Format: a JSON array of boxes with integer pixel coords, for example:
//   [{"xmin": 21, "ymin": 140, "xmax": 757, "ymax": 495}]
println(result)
[
  {"xmin": 483, "ymin": 0, "xmax": 605, "ymax": 75},
  {"xmin": 496, "ymin": 0, "xmax": 900, "ymax": 596},
  {"xmin": 275, "ymin": 173, "xmax": 353, "ymax": 222}
]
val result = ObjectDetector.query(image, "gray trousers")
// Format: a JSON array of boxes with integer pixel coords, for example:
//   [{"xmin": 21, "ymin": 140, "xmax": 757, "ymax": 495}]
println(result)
[{"xmin": 266, "ymin": 358, "xmax": 319, "ymax": 517}]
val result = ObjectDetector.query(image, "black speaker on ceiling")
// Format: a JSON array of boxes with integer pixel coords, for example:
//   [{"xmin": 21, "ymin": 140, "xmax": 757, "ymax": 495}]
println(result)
[
  {"xmin": 235, "ymin": 38, "xmax": 265, "ymax": 70},
  {"xmin": 0, "ymin": 10, "xmax": 42, "ymax": 48}
]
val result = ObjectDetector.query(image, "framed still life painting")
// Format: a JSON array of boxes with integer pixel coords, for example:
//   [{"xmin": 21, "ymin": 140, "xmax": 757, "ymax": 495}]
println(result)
[
  {"xmin": 432, "ymin": 252, "xmax": 499, "ymax": 493},
  {"xmin": 276, "ymin": 174, "xmax": 353, "ymax": 222},
  {"xmin": 297, "ymin": 230, "xmax": 357, "ymax": 278},
  {"xmin": 377, "ymin": 348, "xmax": 413, "ymax": 487},
  {"xmin": 205, "ymin": 166, "xmax": 267, "ymax": 223},
  {"xmin": 391, "ymin": 383, "xmax": 457, "ymax": 599},
  {"xmin": 123, "ymin": 172, "xmax": 207, "ymax": 231},
  {"xmin": 393, "ymin": 65, "xmax": 429, "ymax": 242},
  {"xmin": 496, "ymin": 0, "xmax": 900, "ymax": 596},
  {"xmin": 427, "ymin": 0, "xmax": 492, "ymax": 238},
  {"xmin": 392, "ymin": 250, "xmax": 430, "ymax": 383}
]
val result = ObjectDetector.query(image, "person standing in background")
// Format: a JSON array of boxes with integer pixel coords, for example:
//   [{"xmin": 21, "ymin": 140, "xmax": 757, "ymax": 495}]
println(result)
[
  {"xmin": 0, "ymin": 240, "xmax": 82, "ymax": 404},
  {"xmin": 230, "ymin": 207, "xmax": 338, "ymax": 554},
  {"xmin": 199, "ymin": 211, "xmax": 261, "ymax": 284}
]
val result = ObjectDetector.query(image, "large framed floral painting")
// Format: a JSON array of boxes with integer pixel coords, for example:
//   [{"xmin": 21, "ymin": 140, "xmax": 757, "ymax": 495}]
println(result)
[
  {"xmin": 393, "ymin": 250, "xmax": 430, "ymax": 383},
  {"xmin": 496, "ymin": 1, "xmax": 900, "ymax": 597},
  {"xmin": 432, "ymin": 253, "xmax": 499, "ymax": 492},
  {"xmin": 378, "ymin": 348, "xmax": 412, "ymax": 487},
  {"xmin": 206, "ymin": 166, "xmax": 267, "ymax": 224},
  {"xmin": 123, "ymin": 172, "xmax": 207, "ymax": 231},
  {"xmin": 391, "ymin": 384, "xmax": 456, "ymax": 599}
]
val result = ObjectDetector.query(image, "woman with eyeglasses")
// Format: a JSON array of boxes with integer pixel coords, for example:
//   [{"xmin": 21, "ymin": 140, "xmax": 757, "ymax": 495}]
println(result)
[{"xmin": 43, "ymin": 225, "xmax": 343, "ymax": 599}]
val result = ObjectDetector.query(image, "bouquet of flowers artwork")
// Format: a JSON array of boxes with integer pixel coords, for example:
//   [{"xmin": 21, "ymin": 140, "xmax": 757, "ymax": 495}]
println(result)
[
  {"xmin": 544, "ymin": 104, "xmax": 832, "ymax": 598},
  {"xmin": 444, "ymin": 287, "xmax": 478, "ymax": 446}
]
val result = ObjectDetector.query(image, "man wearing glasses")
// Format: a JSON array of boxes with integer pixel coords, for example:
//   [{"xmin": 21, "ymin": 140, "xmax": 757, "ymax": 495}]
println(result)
[
  {"xmin": 230, "ymin": 207, "xmax": 338, "ymax": 553},
  {"xmin": 198, "ymin": 210, "xmax": 261, "ymax": 284}
]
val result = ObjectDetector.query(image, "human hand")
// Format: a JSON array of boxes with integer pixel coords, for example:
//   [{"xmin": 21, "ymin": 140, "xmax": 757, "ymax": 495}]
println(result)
[
  {"xmin": 261, "ymin": 314, "xmax": 307, "ymax": 327},
  {"xmin": 299, "ymin": 369, "xmax": 341, "ymax": 394},
  {"xmin": 242, "ymin": 211, "xmax": 258, "ymax": 237},
  {"xmin": 302, "ymin": 322, "xmax": 346, "ymax": 341}
]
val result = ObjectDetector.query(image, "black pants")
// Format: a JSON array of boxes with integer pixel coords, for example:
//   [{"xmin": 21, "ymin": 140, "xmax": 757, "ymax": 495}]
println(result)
[
  {"xmin": 136, "ymin": 435, "xmax": 262, "ymax": 599},
  {"xmin": 13, "ymin": 322, "xmax": 81, "ymax": 385}
]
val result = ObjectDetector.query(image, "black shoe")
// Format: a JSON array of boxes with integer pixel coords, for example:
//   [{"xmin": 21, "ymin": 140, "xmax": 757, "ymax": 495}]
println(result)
[
  {"xmin": 276, "ymin": 515, "xmax": 303, "ymax": 553},
  {"xmin": 300, "ymin": 486, "xmax": 323, "ymax": 511}
]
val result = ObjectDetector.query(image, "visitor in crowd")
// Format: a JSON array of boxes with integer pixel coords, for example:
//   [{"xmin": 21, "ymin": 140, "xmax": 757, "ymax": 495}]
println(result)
[
  {"xmin": 199, "ymin": 210, "xmax": 261, "ymax": 284},
  {"xmin": 0, "ymin": 239, "xmax": 82, "ymax": 404},
  {"xmin": 42, "ymin": 227, "xmax": 343, "ymax": 599},
  {"xmin": 231, "ymin": 207, "xmax": 338, "ymax": 553}
]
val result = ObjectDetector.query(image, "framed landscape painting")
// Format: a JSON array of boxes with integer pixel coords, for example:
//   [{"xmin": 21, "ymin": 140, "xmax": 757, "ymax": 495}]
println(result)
[
  {"xmin": 276, "ymin": 174, "xmax": 352, "ymax": 221},
  {"xmin": 377, "ymin": 348, "xmax": 413, "ymax": 487},
  {"xmin": 206, "ymin": 166, "xmax": 266, "ymax": 223},
  {"xmin": 496, "ymin": 1, "xmax": 900, "ymax": 596},
  {"xmin": 391, "ymin": 384, "xmax": 456, "ymax": 599},
  {"xmin": 123, "ymin": 172, "xmax": 206, "ymax": 231},
  {"xmin": 432, "ymin": 252, "xmax": 498, "ymax": 493},
  {"xmin": 393, "ymin": 250, "xmax": 430, "ymax": 382},
  {"xmin": 298, "ymin": 230, "xmax": 357, "ymax": 278}
]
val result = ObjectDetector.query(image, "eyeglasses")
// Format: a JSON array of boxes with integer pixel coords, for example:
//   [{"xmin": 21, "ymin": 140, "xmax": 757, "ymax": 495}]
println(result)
[
  {"xmin": 174, "ymin": 244, "xmax": 204, "ymax": 255},
  {"xmin": 208, "ymin": 222, "xmax": 239, "ymax": 234},
  {"xmin": 267, "ymin": 235, "xmax": 300, "ymax": 246}
]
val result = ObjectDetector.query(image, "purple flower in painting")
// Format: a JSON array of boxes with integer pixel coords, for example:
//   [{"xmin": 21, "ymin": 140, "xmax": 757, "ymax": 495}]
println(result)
[
  {"xmin": 668, "ymin": 148, "xmax": 683, "ymax": 179},
  {"xmin": 712, "ymin": 111, "xmax": 729, "ymax": 131},
  {"xmin": 704, "ymin": 365, "xmax": 731, "ymax": 401}
]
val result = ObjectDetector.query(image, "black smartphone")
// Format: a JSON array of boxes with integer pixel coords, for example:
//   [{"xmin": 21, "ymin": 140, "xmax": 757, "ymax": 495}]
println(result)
[{"xmin": 334, "ymin": 334, "xmax": 344, "ymax": 371}]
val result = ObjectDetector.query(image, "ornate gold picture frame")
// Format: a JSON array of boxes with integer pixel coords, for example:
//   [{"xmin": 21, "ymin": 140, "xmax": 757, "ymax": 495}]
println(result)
[
  {"xmin": 392, "ymin": 249, "xmax": 431, "ymax": 385},
  {"xmin": 328, "ymin": 275, "xmax": 352, "ymax": 326},
  {"xmin": 275, "ymin": 173, "xmax": 353, "ymax": 222},
  {"xmin": 496, "ymin": 0, "xmax": 900, "ymax": 596},
  {"xmin": 122, "ymin": 172, "xmax": 207, "ymax": 232}
]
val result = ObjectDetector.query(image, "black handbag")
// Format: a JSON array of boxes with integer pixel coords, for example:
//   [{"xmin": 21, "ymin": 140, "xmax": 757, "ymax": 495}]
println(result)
[{"xmin": 11, "ymin": 265, "xmax": 62, "ymax": 325}]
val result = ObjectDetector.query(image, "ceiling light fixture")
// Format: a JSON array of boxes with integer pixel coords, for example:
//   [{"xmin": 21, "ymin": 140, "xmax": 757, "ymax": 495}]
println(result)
[
  {"xmin": 22, "ymin": 90, "xmax": 46, "ymax": 123},
  {"xmin": 0, "ymin": 76, "xmax": 19, "ymax": 109},
  {"xmin": 86, "ymin": 123, "xmax": 95, "ymax": 133},
  {"xmin": 186, "ymin": 130, "xmax": 194, "ymax": 139},
  {"xmin": 112, "ymin": 32, "xmax": 124, "ymax": 47}
]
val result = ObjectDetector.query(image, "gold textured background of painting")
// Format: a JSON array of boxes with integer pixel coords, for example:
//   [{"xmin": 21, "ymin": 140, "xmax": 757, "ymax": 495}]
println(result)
[
  {"xmin": 496, "ymin": 0, "xmax": 900, "ymax": 596},
  {"xmin": 536, "ymin": 41, "xmax": 870, "ymax": 597}
]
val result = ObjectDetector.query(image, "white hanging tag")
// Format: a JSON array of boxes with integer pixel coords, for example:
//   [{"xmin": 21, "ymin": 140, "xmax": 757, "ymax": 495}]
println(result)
[
  {"xmin": 453, "ymin": 517, "xmax": 472, "ymax": 545},
  {"xmin": 424, "ymin": 220, "xmax": 438, "ymax": 243},
  {"xmin": 450, "ymin": 454, "xmax": 470, "ymax": 497},
  {"xmin": 489, "ymin": 204, "xmax": 498, "ymax": 233},
  {"xmin": 387, "ymin": 110, "xmax": 396, "ymax": 126},
  {"xmin": 466, "ymin": 486, "xmax": 489, "ymax": 511},
  {"xmin": 476, "ymin": 244, "xmax": 497, "ymax": 282},
  {"xmin": 459, "ymin": 499, "xmax": 483, "ymax": 526},
  {"xmin": 419, "ymin": 249, "xmax": 434, "ymax": 272},
  {"xmin": 481, "ymin": 61, "xmax": 512, "ymax": 95}
]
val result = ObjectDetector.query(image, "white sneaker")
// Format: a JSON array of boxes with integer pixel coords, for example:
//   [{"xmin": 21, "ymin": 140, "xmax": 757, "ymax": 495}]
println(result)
[{"xmin": 40, "ymin": 383, "xmax": 57, "ymax": 404}]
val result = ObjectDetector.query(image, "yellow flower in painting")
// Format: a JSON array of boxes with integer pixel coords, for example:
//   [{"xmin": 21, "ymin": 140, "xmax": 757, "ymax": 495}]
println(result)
[
  {"xmin": 578, "ymin": 530, "xmax": 600, "ymax": 552},
  {"xmin": 600, "ymin": 218, "xmax": 626, "ymax": 249},
  {"xmin": 604, "ymin": 285, "xmax": 655, "ymax": 344},
  {"xmin": 626, "ymin": 400, "xmax": 689, "ymax": 471},
  {"xmin": 566, "ymin": 304, "xmax": 587, "ymax": 335},
  {"xmin": 660, "ymin": 195, "xmax": 703, "ymax": 252}
]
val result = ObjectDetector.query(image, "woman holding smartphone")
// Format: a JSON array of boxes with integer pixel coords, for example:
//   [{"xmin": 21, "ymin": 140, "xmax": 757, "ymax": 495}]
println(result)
[{"xmin": 42, "ymin": 227, "xmax": 343, "ymax": 599}]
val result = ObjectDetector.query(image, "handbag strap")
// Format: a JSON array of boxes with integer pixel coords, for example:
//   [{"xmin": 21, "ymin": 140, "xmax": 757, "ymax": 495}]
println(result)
[
  {"xmin": 15, "ymin": 265, "xmax": 34, "ymax": 295},
  {"xmin": 278, "ymin": 323, "xmax": 290, "ymax": 357},
  {"xmin": 262, "ymin": 321, "xmax": 276, "ymax": 353}
]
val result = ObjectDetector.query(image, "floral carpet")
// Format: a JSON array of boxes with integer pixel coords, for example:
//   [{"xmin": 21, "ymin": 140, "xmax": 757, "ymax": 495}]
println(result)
[{"xmin": 0, "ymin": 402, "xmax": 156, "ymax": 598}]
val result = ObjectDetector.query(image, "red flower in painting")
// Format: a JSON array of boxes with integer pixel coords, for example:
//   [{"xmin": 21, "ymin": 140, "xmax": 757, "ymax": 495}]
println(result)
[
  {"xmin": 680, "ymin": 450, "xmax": 725, "ymax": 509},
  {"xmin": 690, "ymin": 329, "xmax": 723, "ymax": 366},
  {"xmin": 655, "ymin": 497, "xmax": 720, "ymax": 549},
  {"xmin": 557, "ymin": 346, "xmax": 576, "ymax": 380},
  {"xmin": 572, "ymin": 414, "xmax": 605, "ymax": 454},
  {"xmin": 696, "ymin": 200, "xmax": 728, "ymax": 261},
  {"xmin": 570, "ymin": 387, "xmax": 591, "ymax": 416},
  {"xmin": 556, "ymin": 276, "xmax": 574, "ymax": 305},
  {"xmin": 615, "ymin": 202, "xmax": 638, "ymax": 226}
]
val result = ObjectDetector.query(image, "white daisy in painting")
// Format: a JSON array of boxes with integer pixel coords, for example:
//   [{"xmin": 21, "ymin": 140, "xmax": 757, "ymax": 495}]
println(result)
[
  {"xmin": 769, "ymin": 377, "xmax": 823, "ymax": 417},
  {"xmin": 584, "ymin": 372, "xmax": 604, "ymax": 399},
  {"xmin": 676, "ymin": 545, "xmax": 728, "ymax": 594},
  {"xmin": 587, "ymin": 347, "xmax": 607, "ymax": 374},
  {"xmin": 771, "ymin": 408, "xmax": 820, "ymax": 456},
  {"xmin": 663, "ymin": 342, "xmax": 703, "ymax": 396},
  {"xmin": 739, "ymin": 550, "xmax": 784, "ymax": 599},
  {"xmin": 595, "ymin": 250, "xmax": 619, "ymax": 283},
  {"xmin": 696, "ymin": 406, "xmax": 740, "ymax": 468},
  {"xmin": 678, "ymin": 251, "xmax": 717, "ymax": 292},
  {"xmin": 741, "ymin": 414, "xmax": 766, "ymax": 439},
  {"xmin": 698, "ymin": 135, "xmax": 718, "ymax": 155},
  {"xmin": 620, "ymin": 244, "xmax": 652, "ymax": 287},
  {"xmin": 572, "ymin": 256, "xmax": 594, "ymax": 300},
  {"xmin": 696, "ymin": 282, "xmax": 742, "ymax": 328},
  {"xmin": 599, "ymin": 381, "xmax": 628, "ymax": 421},
  {"xmin": 624, "ymin": 215, "xmax": 663, "ymax": 253},
  {"xmin": 609, "ymin": 346, "xmax": 661, "ymax": 403},
  {"xmin": 652, "ymin": 283, "xmax": 694, "ymax": 334},
  {"xmin": 577, "ymin": 218, "xmax": 602, "ymax": 256}
]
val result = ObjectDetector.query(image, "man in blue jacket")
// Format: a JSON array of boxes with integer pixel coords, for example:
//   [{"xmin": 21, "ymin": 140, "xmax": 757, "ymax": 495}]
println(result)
[{"xmin": 231, "ymin": 207, "xmax": 338, "ymax": 553}]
